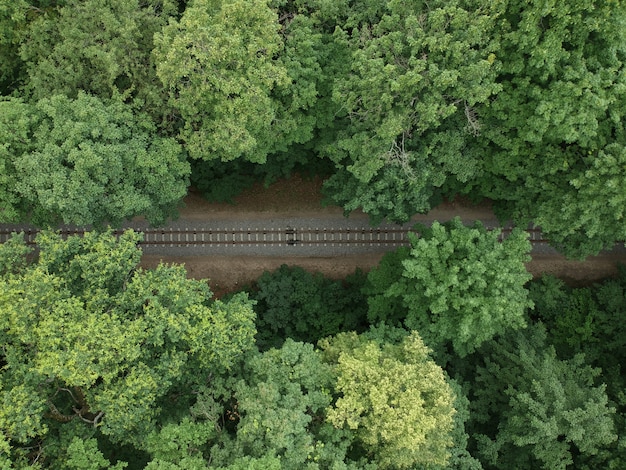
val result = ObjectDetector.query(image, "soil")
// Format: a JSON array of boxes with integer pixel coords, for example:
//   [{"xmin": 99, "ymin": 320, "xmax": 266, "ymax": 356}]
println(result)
[{"xmin": 139, "ymin": 174, "xmax": 626, "ymax": 297}]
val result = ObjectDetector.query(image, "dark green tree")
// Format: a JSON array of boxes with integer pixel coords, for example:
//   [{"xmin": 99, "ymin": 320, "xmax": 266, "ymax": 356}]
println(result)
[
  {"xmin": 0, "ymin": 0, "xmax": 32, "ymax": 94},
  {"xmin": 0, "ymin": 97, "xmax": 32, "ymax": 222},
  {"xmin": 248, "ymin": 264, "xmax": 367, "ymax": 350},
  {"xmin": 528, "ymin": 271, "xmax": 626, "ymax": 468},
  {"xmin": 469, "ymin": 324, "xmax": 616, "ymax": 470}
]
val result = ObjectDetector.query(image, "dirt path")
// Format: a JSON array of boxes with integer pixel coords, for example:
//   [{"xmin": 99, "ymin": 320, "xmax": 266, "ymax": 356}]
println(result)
[{"xmin": 139, "ymin": 175, "xmax": 626, "ymax": 296}]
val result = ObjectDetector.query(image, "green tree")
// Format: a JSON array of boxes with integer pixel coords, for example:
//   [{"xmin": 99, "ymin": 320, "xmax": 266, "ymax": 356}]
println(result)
[
  {"xmin": 143, "ymin": 418, "xmax": 213, "ymax": 469},
  {"xmin": 472, "ymin": 0, "xmax": 626, "ymax": 258},
  {"xmin": 360, "ymin": 244, "xmax": 409, "ymax": 325},
  {"xmin": 528, "ymin": 271, "xmax": 626, "ymax": 468},
  {"xmin": 207, "ymin": 340, "xmax": 352, "ymax": 469},
  {"xmin": 63, "ymin": 437, "xmax": 127, "ymax": 470},
  {"xmin": 319, "ymin": 328, "xmax": 456, "ymax": 469},
  {"xmin": 186, "ymin": 1, "xmax": 346, "ymax": 203},
  {"xmin": 526, "ymin": 144, "xmax": 626, "ymax": 258},
  {"xmin": 321, "ymin": 0, "xmax": 500, "ymax": 223},
  {"xmin": 0, "ymin": 97, "xmax": 32, "ymax": 223},
  {"xmin": 248, "ymin": 265, "xmax": 367, "ymax": 350},
  {"xmin": 154, "ymin": 0, "xmax": 297, "ymax": 162},
  {"xmin": 0, "ymin": 0, "xmax": 33, "ymax": 94},
  {"xmin": 366, "ymin": 218, "xmax": 532, "ymax": 358},
  {"xmin": 5, "ymin": 92, "xmax": 189, "ymax": 227},
  {"xmin": 469, "ymin": 324, "xmax": 617, "ymax": 470},
  {"xmin": 19, "ymin": 0, "xmax": 176, "ymax": 119},
  {"xmin": 0, "ymin": 230, "xmax": 257, "ymax": 466}
]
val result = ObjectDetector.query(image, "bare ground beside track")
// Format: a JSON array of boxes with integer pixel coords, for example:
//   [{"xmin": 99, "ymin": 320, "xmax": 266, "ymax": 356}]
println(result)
[
  {"xmin": 138, "ymin": 175, "xmax": 626, "ymax": 297},
  {"xmin": 141, "ymin": 252, "xmax": 626, "ymax": 299}
]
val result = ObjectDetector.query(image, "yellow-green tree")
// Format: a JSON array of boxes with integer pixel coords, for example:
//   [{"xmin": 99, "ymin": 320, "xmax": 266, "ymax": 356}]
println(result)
[
  {"xmin": 320, "ymin": 329, "xmax": 456, "ymax": 469},
  {"xmin": 154, "ymin": 0, "xmax": 297, "ymax": 162},
  {"xmin": 0, "ymin": 230, "xmax": 256, "ymax": 466}
]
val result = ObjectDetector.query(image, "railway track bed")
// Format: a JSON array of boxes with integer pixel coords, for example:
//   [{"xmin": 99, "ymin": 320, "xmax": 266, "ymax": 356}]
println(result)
[{"xmin": 0, "ymin": 224, "xmax": 549, "ymax": 256}]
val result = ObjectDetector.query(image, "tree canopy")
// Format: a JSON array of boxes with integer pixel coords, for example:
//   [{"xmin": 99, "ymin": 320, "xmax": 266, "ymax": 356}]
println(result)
[
  {"xmin": 19, "ymin": 0, "xmax": 176, "ymax": 119},
  {"xmin": 365, "ymin": 218, "xmax": 533, "ymax": 358},
  {"xmin": 469, "ymin": 324, "xmax": 616, "ymax": 470},
  {"xmin": 248, "ymin": 264, "xmax": 367, "ymax": 350},
  {"xmin": 0, "ymin": 93, "xmax": 189, "ymax": 227},
  {"xmin": 320, "ymin": 328, "xmax": 456, "ymax": 469},
  {"xmin": 470, "ymin": 0, "xmax": 626, "ymax": 258},
  {"xmin": 320, "ymin": 0, "xmax": 500, "ymax": 224},
  {"xmin": 154, "ymin": 0, "xmax": 297, "ymax": 162},
  {"xmin": 0, "ymin": 0, "xmax": 625, "ymax": 255},
  {"xmin": 2, "ymin": 0, "xmax": 626, "ymax": 466},
  {"xmin": 0, "ymin": 230, "xmax": 256, "ymax": 464}
]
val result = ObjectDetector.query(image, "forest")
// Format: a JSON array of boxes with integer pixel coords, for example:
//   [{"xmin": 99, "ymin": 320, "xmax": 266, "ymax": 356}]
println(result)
[{"xmin": 1, "ymin": 0, "xmax": 626, "ymax": 468}]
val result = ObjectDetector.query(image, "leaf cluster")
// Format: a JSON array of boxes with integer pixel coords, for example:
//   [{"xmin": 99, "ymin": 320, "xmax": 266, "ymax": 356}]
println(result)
[
  {"xmin": 366, "ymin": 217, "xmax": 532, "ymax": 357},
  {"xmin": 0, "ymin": 93, "xmax": 189, "ymax": 227},
  {"xmin": 0, "ymin": 230, "xmax": 256, "ymax": 461},
  {"xmin": 248, "ymin": 264, "xmax": 368, "ymax": 350}
]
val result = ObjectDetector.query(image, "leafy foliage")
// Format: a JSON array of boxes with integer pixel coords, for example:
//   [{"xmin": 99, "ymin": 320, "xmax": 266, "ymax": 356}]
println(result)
[
  {"xmin": 249, "ymin": 264, "xmax": 368, "ymax": 350},
  {"xmin": 0, "ymin": 97, "xmax": 33, "ymax": 223},
  {"xmin": 320, "ymin": 329, "xmax": 456, "ymax": 469},
  {"xmin": 4, "ymin": 92, "xmax": 189, "ymax": 227},
  {"xmin": 154, "ymin": 0, "xmax": 297, "ymax": 162},
  {"xmin": 320, "ymin": 0, "xmax": 500, "ymax": 224},
  {"xmin": 144, "ymin": 418, "xmax": 214, "ymax": 469},
  {"xmin": 469, "ymin": 324, "xmax": 617, "ymax": 470},
  {"xmin": 472, "ymin": 0, "xmax": 626, "ymax": 257},
  {"xmin": 208, "ymin": 340, "xmax": 345, "ymax": 469},
  {"xmin": 529, "ymin": 274, "xmax": 626, "ymax": 364},
  {"xmin": 528, "ymin": 271, "xmax": 626, "ymax": 468},
  {"xmin": 1, "ymin": 1, "xmax": 626, "ymax": 467},
  {"xmin": 366, "ymin": 218, "xmax": 533, "ymax": 357},
  {"xmin": 19, "ymin": 0, "xmax": 176, "ymax": 119},
  {"xmin": 0, "ymin": 230, "xmax": 256, "ymax": 465},
  {"xmin": 0, "ymin": 0, "xmax": 31, "ymax": 94}
]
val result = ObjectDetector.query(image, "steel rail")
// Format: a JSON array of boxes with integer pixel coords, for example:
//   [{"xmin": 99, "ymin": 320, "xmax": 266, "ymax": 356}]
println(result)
[{"xmin": 0, "ymin": 226, "xmax": 549, "ymax": 247}]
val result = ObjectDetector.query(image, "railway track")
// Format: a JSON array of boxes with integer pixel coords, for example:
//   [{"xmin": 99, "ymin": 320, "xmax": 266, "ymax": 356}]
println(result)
[{"xmin": 0, "ymin": 226, "xmax": 548, "ymax": 247}]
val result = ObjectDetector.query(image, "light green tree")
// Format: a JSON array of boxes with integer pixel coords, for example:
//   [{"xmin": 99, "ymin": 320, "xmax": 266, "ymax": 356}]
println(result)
[
  {"xmin": 319, "ymin": 329, "xmax": 456, "ymax": 469},
  {"xmin": 154, "ymin": 0, "xmax": 297, "ymax": 162},
  {"xmin": 321, "ymin": 0, "xmax": 500, "ymax": 223},
  {"xmin": 0, "ymin": 230, "xmax": 256, "ymax": 466},
  {"xmin": 143, "ymin": 418, "xmax": 214, "ymax": 469},
  {"xmin": 472, "ymin": 0, "xmax": 626, "ymax": 258}
]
